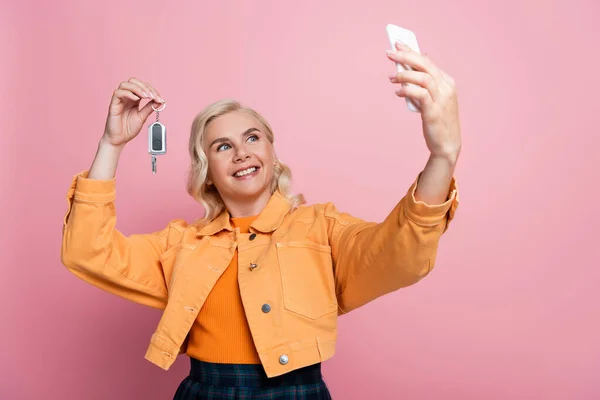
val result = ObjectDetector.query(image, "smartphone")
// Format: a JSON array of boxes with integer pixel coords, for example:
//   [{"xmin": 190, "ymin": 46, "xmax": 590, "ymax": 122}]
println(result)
[{"xmin": 386, "ymin": 24, "xmax": 422, "ymax": 112}]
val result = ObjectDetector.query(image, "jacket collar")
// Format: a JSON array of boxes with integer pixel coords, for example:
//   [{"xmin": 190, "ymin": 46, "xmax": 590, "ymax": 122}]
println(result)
[{"xmin": 196, "ymin": 190, "xmax": 292, "ymax": 237}]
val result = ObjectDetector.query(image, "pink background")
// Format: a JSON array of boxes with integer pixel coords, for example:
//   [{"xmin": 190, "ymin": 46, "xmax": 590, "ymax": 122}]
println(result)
[{"xmin": 2, "ymin": 0, "xmax": 600, "ymax": 399}]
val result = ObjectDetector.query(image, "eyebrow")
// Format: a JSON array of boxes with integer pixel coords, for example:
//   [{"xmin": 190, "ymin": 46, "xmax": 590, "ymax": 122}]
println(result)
[{"xmin": 209, "ymin": 127, "xmax": 260, "ymax": 149}]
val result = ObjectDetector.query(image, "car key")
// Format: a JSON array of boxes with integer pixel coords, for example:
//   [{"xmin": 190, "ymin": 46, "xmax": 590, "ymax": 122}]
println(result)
[{"xmin": 148, "ymin": 102, "xmax": 167, "ymax": 174}]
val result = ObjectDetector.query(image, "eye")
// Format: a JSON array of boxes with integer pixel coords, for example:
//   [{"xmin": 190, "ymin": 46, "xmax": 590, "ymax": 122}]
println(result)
[
  {"xmin": 247, "ymin": 134, "xmax": 259, "ymax": 142},
  {"xmin": 217, "ymin": 143, "xmax": 231, "ymax": 152}
]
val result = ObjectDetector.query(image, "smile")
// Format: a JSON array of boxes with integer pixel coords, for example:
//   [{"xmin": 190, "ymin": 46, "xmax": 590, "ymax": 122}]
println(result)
[{"xmin": 233, "ymin": 166, "xmax": 259, "ymax": 178}]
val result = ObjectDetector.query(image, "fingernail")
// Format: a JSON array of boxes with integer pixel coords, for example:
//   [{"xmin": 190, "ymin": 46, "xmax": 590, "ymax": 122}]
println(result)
[
  {"xmin": 160, "ymin": 98, "xmax": 165, "ymax": 103},
  {"xmin": 142, "ymin": 92, "xmax": 150, "ymax": 98},
  {"xmin": 395, "ymin": 41, "xmax": 406, "ymax": 49},
  {"xmin": 386, "ymin": 50, "xmax": 395, "ymax": 55},
  {"xmin": 149, "ymin": 92, "xmax": 155, "ymax": 99},
  {"xmin": 388, "ymin": 74, "xmax": 396, "ymax": 80}
]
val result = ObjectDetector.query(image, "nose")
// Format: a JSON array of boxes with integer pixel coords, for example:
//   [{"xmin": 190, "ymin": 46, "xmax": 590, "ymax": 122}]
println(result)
[{"xmin": 234, "ymin": 144, "xmax": 250, "ymax": 162}]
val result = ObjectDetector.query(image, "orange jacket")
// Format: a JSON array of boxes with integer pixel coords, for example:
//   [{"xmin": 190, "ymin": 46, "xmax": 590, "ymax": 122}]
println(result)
[{"xmin": 61, "ymin": 170, "xmax": 459, "ymax": 377}]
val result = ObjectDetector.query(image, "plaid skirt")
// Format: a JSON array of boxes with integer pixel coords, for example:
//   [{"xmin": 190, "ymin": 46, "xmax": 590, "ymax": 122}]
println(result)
[{"xmin": 173, "ymin": 358, "xmax": 332, "ymax": 399}]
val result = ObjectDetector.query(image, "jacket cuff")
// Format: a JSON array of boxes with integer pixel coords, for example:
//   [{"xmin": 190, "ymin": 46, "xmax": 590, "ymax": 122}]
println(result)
[
  {"xmin": 68, "ymin": 170, "xmax": 116, "ymax": 203},
  {"xmin": 404, "ymin": 173, "xmax": 459, "ymax": 226}
]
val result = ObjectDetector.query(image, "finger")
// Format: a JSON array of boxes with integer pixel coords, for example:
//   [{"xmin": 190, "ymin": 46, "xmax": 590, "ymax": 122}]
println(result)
[
  {"xmin": 117, "ymin": 81, "xmax": 150, "ymax": 101},
  {"xmin": 441, "ymin": 70, "xmax": 457, "ymax": 90},
  {"xmin": 389, "ymin": 70, "xmax": 440, "ymax": 102},
  {"xmin": 112, "ymin": 89, "xmax": 141, "ymax": 105},
  {"xmin": 395, "ymin": 83, "xmax": 433, "ymax": 108},
  {"xmin": 127, "ymin": 77, "xmax": 158, "ymax": 101},
  {"xmin": 420, "ymin": 56, "xmax": 458, "ymax": 100},
  {"xmin": 387, "ymin": 47, "xmax": 444, "ymax": 86},
  {"xmin": 144, "ymin": 82, "xmax": 165, "ymax": 104},
  {"xmin": 422, "ymin": 53, "xmax": 456, "ymax": 88},
  {"xmin": 128, "ymin": 77, "xmax": 164, "ymax": 105},
  {"xmin": 138, "ymin": 99, "xmax": 159, "ymax": 122}
]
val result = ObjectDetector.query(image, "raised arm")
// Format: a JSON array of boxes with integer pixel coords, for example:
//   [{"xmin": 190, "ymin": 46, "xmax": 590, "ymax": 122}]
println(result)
[
  {"xmin": 60, "ymin": 78, "xmax": 181, "ymax": 309},
  {"xmin": 331, "ymin": 41, "xmax": 462, "ymax": 314}
]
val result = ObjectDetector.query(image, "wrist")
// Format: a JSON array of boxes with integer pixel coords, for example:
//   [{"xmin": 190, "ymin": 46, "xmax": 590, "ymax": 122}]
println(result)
[
  {"xmin": 99, "ymin": 135, "xmax": 126, "ymax": 153},
  {"xmin": 429, "ymin": 147, "xmax": 461, "ymax": 166}
]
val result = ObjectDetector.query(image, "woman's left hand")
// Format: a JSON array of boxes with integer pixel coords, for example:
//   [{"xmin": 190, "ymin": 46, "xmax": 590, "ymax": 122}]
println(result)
[{"xmin": 387, "ymin": 42, "xmax": 462, "ymax": 162}]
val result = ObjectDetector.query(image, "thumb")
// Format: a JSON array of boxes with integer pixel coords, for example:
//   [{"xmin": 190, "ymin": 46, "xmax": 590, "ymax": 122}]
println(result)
[{"xmin": 139, "ymin": 100, "xmax": 165, "ymax": 123}]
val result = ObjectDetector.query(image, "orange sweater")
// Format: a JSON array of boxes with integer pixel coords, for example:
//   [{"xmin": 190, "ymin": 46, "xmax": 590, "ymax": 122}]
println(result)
[{"xmin": 185, "ymin": 215, "xmax": 261, "ymax": 364}]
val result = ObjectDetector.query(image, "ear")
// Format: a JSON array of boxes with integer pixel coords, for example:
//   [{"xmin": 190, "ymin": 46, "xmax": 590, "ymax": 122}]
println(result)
[{"xmin": 206, "ymin": 168, "xmax": 213, "ymax": 186}]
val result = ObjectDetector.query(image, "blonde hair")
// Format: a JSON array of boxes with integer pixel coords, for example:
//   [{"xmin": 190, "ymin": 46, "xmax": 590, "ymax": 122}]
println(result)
[{"xmin": 186, "ymin": 99, "xmax": 305, "ymax": 222}]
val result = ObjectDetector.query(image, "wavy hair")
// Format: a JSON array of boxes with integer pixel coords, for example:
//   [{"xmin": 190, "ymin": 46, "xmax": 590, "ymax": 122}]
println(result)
[{"xmin": 186, "ymin": 99, "xmax": 305, "ymax": 223}]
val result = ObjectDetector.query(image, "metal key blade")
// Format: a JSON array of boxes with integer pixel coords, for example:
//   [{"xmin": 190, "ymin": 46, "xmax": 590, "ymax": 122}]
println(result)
[{"xmin": 152, "ymin": 155, "xmax": 157, "ymax": 174}]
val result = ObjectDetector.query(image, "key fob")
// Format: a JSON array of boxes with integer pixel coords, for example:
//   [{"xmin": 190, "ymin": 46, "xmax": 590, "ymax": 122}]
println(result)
[{"xmin": 148, "ymin": 122, "xmax": 166, "ymax": 155}]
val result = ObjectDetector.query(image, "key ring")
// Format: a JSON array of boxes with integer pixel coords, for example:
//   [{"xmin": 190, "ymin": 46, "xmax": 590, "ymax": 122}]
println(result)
[{"xmin": 151, "ymin": 102, "xmax": 166, "ymax": 112}]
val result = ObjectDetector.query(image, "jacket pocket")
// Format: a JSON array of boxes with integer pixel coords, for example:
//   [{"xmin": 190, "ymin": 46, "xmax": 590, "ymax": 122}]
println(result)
[{"xmin": 276, "ymin": 241, "xmax": 337, "ymax": 320}]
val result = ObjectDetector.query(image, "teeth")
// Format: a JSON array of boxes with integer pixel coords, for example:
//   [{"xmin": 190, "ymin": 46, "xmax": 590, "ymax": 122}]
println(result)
[{"xmin": 234, "ymin": 167, "xmax": 257, "ymax": 177}]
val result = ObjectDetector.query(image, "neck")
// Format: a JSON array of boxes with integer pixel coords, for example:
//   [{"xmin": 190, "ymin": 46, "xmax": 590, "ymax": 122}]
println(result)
[{"xmin": 223, "ymin": 189, "xmax": 272, "ymax": 218}]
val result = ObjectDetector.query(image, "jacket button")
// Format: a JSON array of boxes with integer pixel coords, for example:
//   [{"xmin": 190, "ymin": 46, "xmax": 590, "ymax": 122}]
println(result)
[
  {"xmin": 279, "ymin": 354, "xmax": 289, "ymax": 365},
  {"xmin": 261, "ymin": 303, "xmax": 271, "ymax": 313},
  {"xmin": 250, "ymin": 263, "xmax": 258, "ymax": 271},
  {"xmin": 249, "ymin": 233, "xmax": 257, "ymax": 240}
]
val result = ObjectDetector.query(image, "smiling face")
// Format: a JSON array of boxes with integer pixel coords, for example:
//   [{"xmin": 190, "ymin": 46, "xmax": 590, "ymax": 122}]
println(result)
[{"xmin": 202, "ymin": 110, "xmax": 276, "ymax": 215}]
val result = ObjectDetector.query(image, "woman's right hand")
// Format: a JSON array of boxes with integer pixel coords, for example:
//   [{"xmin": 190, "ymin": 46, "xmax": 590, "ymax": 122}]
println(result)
[{"xmin": 102, "ymin": 77, "xmax": 165, "ymax": 147}]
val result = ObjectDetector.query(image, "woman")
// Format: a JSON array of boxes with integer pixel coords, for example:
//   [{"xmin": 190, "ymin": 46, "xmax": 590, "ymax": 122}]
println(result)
[{"xmin": 61, "ymin": 42, "xmax": 461, "ymax": 399}]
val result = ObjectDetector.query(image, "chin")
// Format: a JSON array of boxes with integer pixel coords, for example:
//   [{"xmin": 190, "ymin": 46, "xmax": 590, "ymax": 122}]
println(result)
[{"xmin": 225, "ymin": 180, "xmax": 269, "ymax": 199}]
